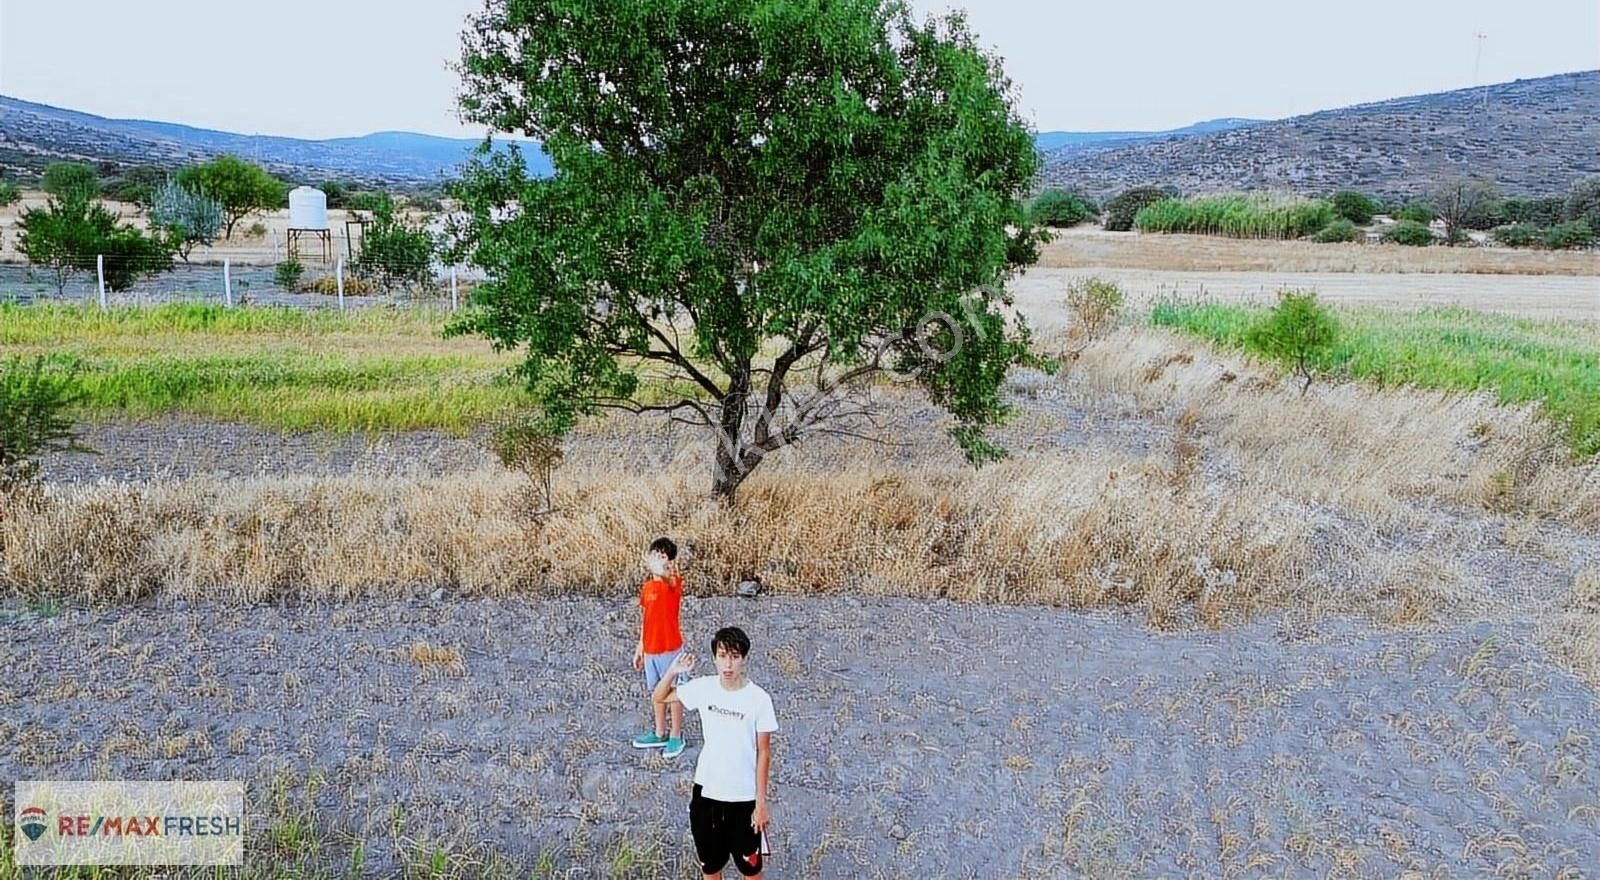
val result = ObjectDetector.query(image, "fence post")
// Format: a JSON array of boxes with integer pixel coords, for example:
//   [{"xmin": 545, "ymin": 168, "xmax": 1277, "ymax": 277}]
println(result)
[
  {"xmin": 450, "ymin": 266, "xmax": 459, "ymax": 310},
  {"xmin": 223, "ymin": 258, "xmax": 233, "ymax": 307},
  {"xmin": 336, "ymin": 257, "xmax": 345, "ymax": 312},
  {"xmin": 271, "ymin": 229, "xmax": 280, "ymax": 262},
  {"xmin": 97, "ymin": 254, "xmax": 107, "ymax": 309}
]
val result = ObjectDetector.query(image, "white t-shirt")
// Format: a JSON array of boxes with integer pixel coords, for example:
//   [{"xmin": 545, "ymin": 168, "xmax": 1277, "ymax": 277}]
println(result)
[{"xmin": 676, "ymin": 675, "xmax": 779, "ymax": 802}]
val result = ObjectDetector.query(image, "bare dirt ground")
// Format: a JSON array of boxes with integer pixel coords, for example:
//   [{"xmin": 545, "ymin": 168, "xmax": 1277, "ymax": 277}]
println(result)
[
  {"xmin": 3, "ymin": 595, "xmax": 1598, "ymax": 879},
  {"xmin": 1011, "ymin": 266, "xmax": 1600, "ymax": 329},
  {"xmin": 1038, "ymin": 228, "xmax": 1600, "ymax": 275}
]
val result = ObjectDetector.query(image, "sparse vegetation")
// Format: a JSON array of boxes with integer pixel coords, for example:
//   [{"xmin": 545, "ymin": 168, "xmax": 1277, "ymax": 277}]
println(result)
[
  {"xmin": 41, "ymin": 161, "xmax": 99, "ymax": 201},
  {"xmin": 149, "ymin": 178, "xmax": 224, "ymax": 262},
  {"xmin": 1395, "ymin": 202, "xmax": 1435, "ymax": 224},
  {"xmin": 1064, "ymin": 276, "xmax": 1124, "ymax": 340},
  {"xmin": 1153, "ymin": 300, "xmax": 1600, "ymax": 456},
  {"xmin": 1134, "ymin": 193, "xmax": 1337, "ymax": 240},
  {"xmin": 274, "ymin": 259, "xmax": 305, "ymax": 290},
  {"xmin": 1564, "ymin": 176, "xmax": 1600, "ymax": 232},
  {"xmin": 1429, "ymin": 178, "xmax": 1500, "ymax": 244},
  {"xmin": 0, "ymin": 180, "xmax": 20, "ymax": 207}
]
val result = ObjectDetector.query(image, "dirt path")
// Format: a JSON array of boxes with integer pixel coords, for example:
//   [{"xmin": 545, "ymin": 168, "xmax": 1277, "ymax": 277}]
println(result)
[
  {"xmin": 1012, "ymin": 266, "xmax": 1600, "ymax": 330},
  {"xmin": 2, "ymin": 595, "xmax": 1596, "ymax": 878}
]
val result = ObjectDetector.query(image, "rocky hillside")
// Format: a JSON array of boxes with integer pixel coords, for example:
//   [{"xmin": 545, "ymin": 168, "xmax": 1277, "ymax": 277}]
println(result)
[{"xmin": 1041, "ymin": 70, "xmax": 1600, "ymax": 199}]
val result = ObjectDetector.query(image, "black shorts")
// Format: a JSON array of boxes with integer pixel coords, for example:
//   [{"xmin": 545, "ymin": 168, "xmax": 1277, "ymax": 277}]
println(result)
[{"xmin": 689, "ymin": 784, "xmax": 763, "ymax": 876}]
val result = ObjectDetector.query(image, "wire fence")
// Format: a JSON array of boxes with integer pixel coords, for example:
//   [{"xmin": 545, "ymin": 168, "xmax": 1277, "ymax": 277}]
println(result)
[{"xmin": 0, "ymin": 256, "xmax": 480, "ymax": 311}]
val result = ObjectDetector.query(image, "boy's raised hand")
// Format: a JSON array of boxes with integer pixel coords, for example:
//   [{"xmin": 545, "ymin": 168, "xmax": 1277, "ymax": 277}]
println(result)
[{"xmin": 670, "ymin": 652, "xmax": 697, "ymax": 675}]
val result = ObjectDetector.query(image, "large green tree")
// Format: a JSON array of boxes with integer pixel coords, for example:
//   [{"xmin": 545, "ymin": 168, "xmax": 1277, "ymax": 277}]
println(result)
[
  {"xmin": 452, "ymin": 0, "xmax": 1045, "ymax": 500},
  {"xmin": 177, "ymin": 155, "xmax": 286, "ymax": 239}
]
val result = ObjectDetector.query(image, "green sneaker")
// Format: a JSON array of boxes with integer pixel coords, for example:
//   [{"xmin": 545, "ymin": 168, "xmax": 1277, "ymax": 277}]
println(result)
[
  {"xmin": 631, "ymin": 732, "xmax": 668, "ymax": 749},
  {"xmin": 662, "ymin": 736, "xmax": 686, "ymax": 759}
]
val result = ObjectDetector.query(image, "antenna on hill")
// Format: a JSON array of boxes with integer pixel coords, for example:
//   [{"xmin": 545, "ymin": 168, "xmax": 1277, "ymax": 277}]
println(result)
[{"xmin": 1473, "ymin": 33, "xmax": 1490, "ymax": 115}]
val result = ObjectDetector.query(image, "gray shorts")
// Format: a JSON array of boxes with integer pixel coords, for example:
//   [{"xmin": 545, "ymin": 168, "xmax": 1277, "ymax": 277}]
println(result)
[{"xmin": 644, "ymin": 650, "xmax": 690, "ymax": 691}]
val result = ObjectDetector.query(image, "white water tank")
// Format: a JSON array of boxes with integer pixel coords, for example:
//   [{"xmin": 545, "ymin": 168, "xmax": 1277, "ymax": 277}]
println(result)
[{"xmin": 288, "ymin": 186, "xmax": 328, "ymax": 230}]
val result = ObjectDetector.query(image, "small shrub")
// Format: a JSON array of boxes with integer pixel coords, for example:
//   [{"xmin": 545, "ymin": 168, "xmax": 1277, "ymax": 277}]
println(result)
[
  {"xmin": 0, "ymin": 181, "xmax": 22, "ymax": 207},
  {"xmin": 487, "ymin": 411, "xmax": 565, "ymax": 516},
  {"xmin": 1500, "ymin": 197, "xmax": 1565, "ymax": 227},
  {"xmin": 1384, "ymin": 220, "xmax": 1434, "ymax": 247},
  {"xmin": 244, "ymin": 221, "xmax": 268, "ymax": 239},
  {"xmin": 309, "ymin": 274, "xmax": 378, "ymax": 296},
  {"xmin": 1312, "ymin": 218, "xmax": 1361, "ymax": 243},
  {"xmin": 1029, "ymin": 189, "xmax": 1098, "ymax": 228},
  {"xmin": 0, "ymin": 355, "xmax": 92, "ymax": 496},
  {"xmin": 1330, "ymin": 191, "xmax": 1377, "ymax": 224},
  {"xmin": 150, "ymin": 179, "xmax": 223, "ymax": 262},
  {"xmin": 1103, "ymin": 186, "xmax": 1171, "ymax": 232},
  {"xmin": 41, "ymin": 162, "xmax": 99, "ymax": 200},
  {"xmin": 1244, "ymin": 291, "xmax": 1339, "ymax": 394},
  {"xmin": 1395, "ymin": 202, "xmax": 1435, "ymax": 224},
  {"xmin": 1541, "ymin": 220, "xmax": 1595, "ymax": 250},
  {"xmin": 1064, "ymin": 277, "xmax": 1124, "ymax": 339},
  {"xmin": 274, "ymin": 259, "xmax": 305, "ymax": 290}
]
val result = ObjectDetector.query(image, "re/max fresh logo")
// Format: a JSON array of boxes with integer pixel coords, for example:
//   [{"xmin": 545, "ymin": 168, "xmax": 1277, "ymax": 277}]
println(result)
[{"xmin": 18, "ymin": 810, "xmax": 242, "ymax": 839}]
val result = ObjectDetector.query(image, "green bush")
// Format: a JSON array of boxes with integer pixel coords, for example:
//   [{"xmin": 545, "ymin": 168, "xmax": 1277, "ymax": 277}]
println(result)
[
  {"xmin": 1395, "ymin": 202, "xmax": 1435, "ymax": 224},
  {"xmin": 1541, "ymin": 220, "xmax": 1595, "ymax": 250},
  {"xmin": 1134, "ymin": 194, "xmax": 1337, "ymax": 240},
  {"xmin": 42, "ymin": 162, "xmax": 99, "ymax": 200},
  {"xmin": 356, "ymin": 201, "xmax": 436, "ymax": 289},
  {"xmin": 1330, "ymin": 191, "xmax": 1377, "ymax": 225},
  {"xmin": 150, "ymin": 179, "xmax": 223, "ymax": 262},
  {"xmin": 275, "ymin": 259, "xmax": 305, "ymax": 290},
  {"xmin": 1501, "ymin": 197, "xmax": 1565, "ymax": 227},
  {"xmin": 1029, "ymin": 189, "xmax": 1098, "ymax": 228},
  {"xmin": 350, "ymin": 191, "xmax": 395, "ymax": 215},
  {"xmin": 16, "ymin": 192, "xmax": 174, "ymax": 293},
  {"xmin": 0, "ymin": 180, "xmax": 22, "ymax": 207},
  {"xmin": 0, "ymin": 355, "xmax": 91, "ymax": 495},
  {"xmin": 176, "ymin": 155, "xmax": 286, "ymax": 239},
  {"xmin": 1383, "ymin": 220, "xmax": 1434, "ymax": 246},
  {"xmin": 1243, "ymin": 291, "xmax": 1339, "ymax": 394},
  {"xmin": 1312, "ymin": 218, "xmax": 1362, "ymax": 243},
  {"xmin": 1492, "ymin": 224, "xmax": 1543, "ymax": 248},
  {"xmin": 1103, "ymin": 186, "xmax": 1171, "ymax": 232},
  {"xmin": 1564, "ymin": 177, "xmax": 1600, "ymax": 232}
]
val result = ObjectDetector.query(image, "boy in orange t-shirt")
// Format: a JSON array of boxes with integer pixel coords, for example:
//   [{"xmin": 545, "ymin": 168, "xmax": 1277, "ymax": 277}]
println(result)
[{"xmin": 631, "ymin": 537, "xmax": 688, "ymax": 758}]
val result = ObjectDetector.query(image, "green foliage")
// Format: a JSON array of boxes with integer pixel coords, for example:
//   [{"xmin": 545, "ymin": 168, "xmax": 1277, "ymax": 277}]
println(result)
[
  {"xmin": 0, "ymin": 355, "xmax": 91, "ymax": 494},
  {"xmin": 1103, "ymin": 186, "xmax": 1170, "ymax": 231},
  {"xmin": 1329, "ymin": 191, "xmax": 1377, "ymax": 225},
  {"xmin": 1312, "ymin": 218, "xmax": 1362, "ymax": 243},
  {"xmin": 16, "ymin": 192, "xmax": 173, "ymax": 293},
  {"xmin": 1492, "ymin": 224, "xmax": 1543, "ymax": 248},
  {"xmin": 1029, "ymin": 189, "xmax": 1098, "ymax": 228},
  {"xmin": 41, "ymin": 162, "xmax": 99, "ymax": 200},
  {"xmin": 274, "ymin": 259, "xmax": 305, "ymax": 290},
  {"xmin": 1541, "ymin": 220, "xmax": 1595, "ymax": 250},
  {"xmin": 349, "ymin": 191, "xmax": 395, "ymax": 214},
  {"xmin": 1064, "ymin": 277, "xmax": 1123, "ymax": 339},
  {"xmin": 1242, "ymin": 291, "xmax": 1339, "ymax": 393},
  {"xmin": 0, "ymin": 180, "xmax": 19, "ymax": 207},
  {"xmin": 1133, "ymin": 194, "xmax": 1337, "ymax": 239},
  {"xmin": 176, "ymin": 155, "xmax": 287, "ymax": 239},
  {"xmin": 1152, "ymin": 301, "xmax": 1600, "ymax": 458},
  {"xmin": 452, "ymin": 0, "xmax": 1044, "ymax": 499},
  {"xmin": 1500, "ymin": 197, "xmax": 1565, "ymax": 227},
  {"xmin": 1383, "ymin": 219, "xmax": 1434, "ymax": 246},
  {"xmin": 1395, "ymin": 202, "xmax": 1435, "ymax": 224},
  {"xmin": 150, "ymin": 178, "xmax": 224, "ymax": 262},
  {"xmin": 319, "ymin": 180, "xmax": 349, "ymax": 208},
  {"xmin": 1429, "ymin": 178, "xmax": 1500, "ymax": 244},
  {"xmin": 1564, "ymin": 177, "xmax": 1600, "ymax": 232},
  {"xmin": 357, "ymin": 201, "xmax": 436, "ymax": 289}
]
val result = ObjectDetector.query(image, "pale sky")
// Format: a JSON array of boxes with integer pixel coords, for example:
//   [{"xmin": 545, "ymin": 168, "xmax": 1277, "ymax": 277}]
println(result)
[{"xmin": 1, "ymin": 0, "xmax": 1594, "ymax": 140}]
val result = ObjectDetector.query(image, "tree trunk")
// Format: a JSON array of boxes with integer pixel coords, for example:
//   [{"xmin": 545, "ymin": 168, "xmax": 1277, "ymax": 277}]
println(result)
[{"xmin": 710, "ymin": 373, "xmax": 755, "ymax": 502}]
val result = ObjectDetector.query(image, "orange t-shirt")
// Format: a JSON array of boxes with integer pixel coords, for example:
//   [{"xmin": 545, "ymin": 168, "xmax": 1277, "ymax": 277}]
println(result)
[{"xmin": 640, "ymin": 572, "xmax": 684, "ymax": 654}]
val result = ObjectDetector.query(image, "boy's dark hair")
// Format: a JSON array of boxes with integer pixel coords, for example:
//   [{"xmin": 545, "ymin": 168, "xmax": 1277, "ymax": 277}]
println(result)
[
  {"xmin": 649, "ymin": 537, "xmax": 677, "ymax": 560},
  {"xmin": 711, "ymin": 626, "xmax": 751, "ymax": 658}
]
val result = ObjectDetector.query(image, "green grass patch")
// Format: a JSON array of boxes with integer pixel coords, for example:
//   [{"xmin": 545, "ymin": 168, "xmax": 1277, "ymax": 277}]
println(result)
[
  {"xmin": 1134, "ymin": 193, "xmax": 1337, "ymax": 240},
  {"xmin": 1151, "ymin": 299, "xmax": 1600, "ymax": 458},
  {"xmin": 0, "ymin": 303, "xmax": 703, "ymax": 434}
]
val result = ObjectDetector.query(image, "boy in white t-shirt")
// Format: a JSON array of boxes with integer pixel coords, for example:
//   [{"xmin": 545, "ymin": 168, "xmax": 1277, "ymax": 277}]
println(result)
[{"xmin": 652, "ymin": 626, "xmax": 778, "ymax": 879}]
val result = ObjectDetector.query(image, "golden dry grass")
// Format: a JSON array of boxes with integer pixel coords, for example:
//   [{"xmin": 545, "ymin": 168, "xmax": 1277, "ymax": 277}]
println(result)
[{"xmin": 1038, "ymin": 228, "xmax": 1600, "ymax": 275}]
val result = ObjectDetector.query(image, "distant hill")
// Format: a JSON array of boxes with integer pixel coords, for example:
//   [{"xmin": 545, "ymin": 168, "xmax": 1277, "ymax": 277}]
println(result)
[
  {"xmin": 1040, "ymin": 71, "xmax": 1600, "ymax": 200},
  {"xmin": 1033, "ymin": 118, "xmax": 1262, "ymax": 154},
  {"xmin": 0, "ymin": 93, "xmax": 1259, "ymax": 187},
  {"xmin": 0, "ymin": 96, "xmax": 551, "ymax": 185}
]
